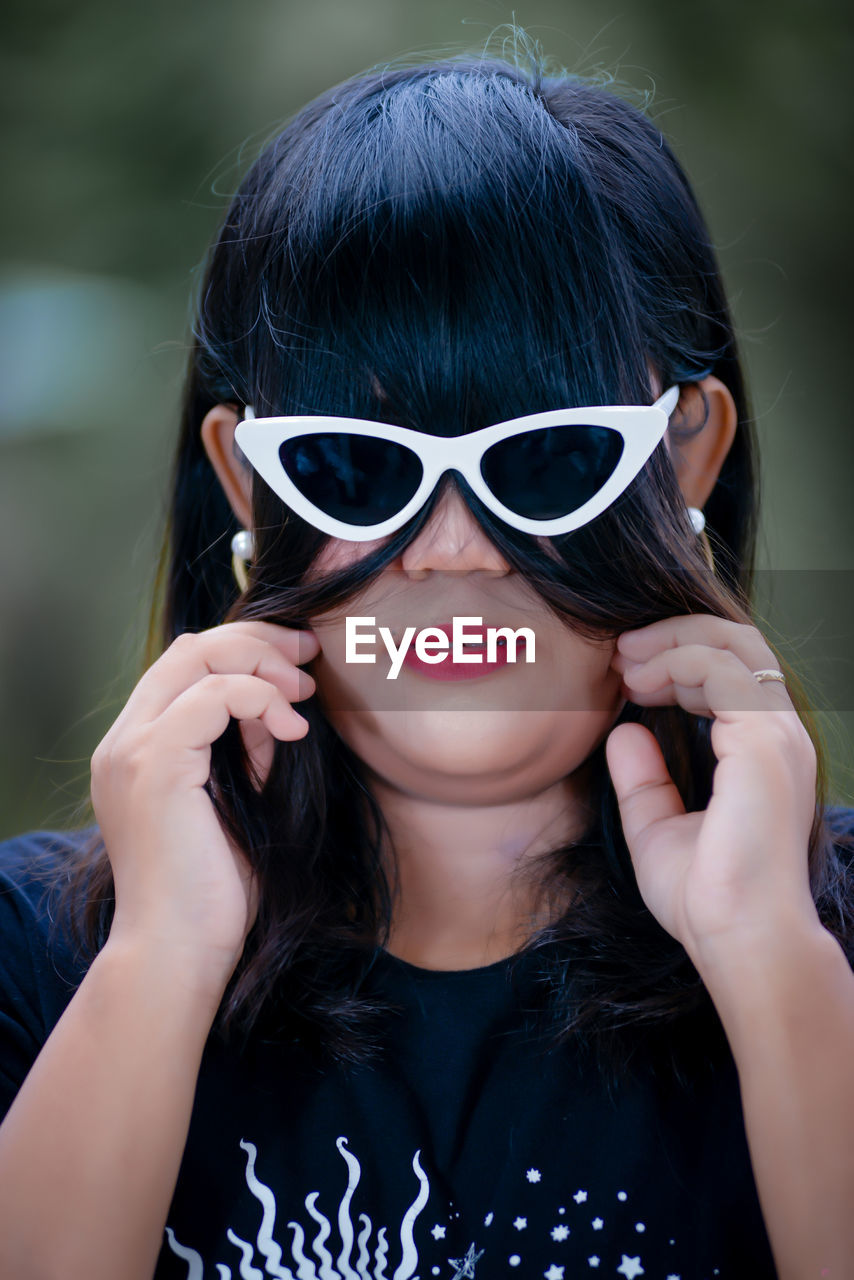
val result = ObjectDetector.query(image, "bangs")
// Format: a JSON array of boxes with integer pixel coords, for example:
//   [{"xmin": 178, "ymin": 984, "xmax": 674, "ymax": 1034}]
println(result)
[{"xmin": 245, "ymin": 65, "xmax": 653, "ymax": 434}]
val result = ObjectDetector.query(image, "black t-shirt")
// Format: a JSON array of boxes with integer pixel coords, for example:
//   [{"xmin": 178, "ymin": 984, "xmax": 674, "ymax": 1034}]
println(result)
[{"xmin": 2, "ymin": 818, "xmax": 852, "ymax": 1279}]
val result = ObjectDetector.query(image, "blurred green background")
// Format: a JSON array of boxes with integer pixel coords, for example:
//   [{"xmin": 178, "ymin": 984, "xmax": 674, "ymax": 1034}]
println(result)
[{"xmin": 2, "ymin": 0, "xmax": 853, "ymax": 839}]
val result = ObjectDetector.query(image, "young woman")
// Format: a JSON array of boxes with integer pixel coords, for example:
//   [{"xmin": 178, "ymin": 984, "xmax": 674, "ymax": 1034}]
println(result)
[{"xmin": 1, "ymin": 48, "xmax": 853, "ymax": 1280}]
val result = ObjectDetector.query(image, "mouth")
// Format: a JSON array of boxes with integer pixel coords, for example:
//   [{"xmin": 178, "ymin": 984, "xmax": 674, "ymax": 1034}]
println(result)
[{"xmin": 399, "ymin": 620, "xmax": 526, "ymax": 682}]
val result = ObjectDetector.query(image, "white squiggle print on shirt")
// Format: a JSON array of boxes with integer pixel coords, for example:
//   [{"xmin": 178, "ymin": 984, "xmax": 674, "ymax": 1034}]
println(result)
[{"xmin": 164, "ymin": 1136, "xmax": 430, "ymax": 1279}]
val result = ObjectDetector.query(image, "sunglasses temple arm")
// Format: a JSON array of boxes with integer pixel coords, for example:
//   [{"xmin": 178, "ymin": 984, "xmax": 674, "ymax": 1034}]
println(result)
[{"xmin": 655, "ymin": 385, "xmax": 681, "ymax": 416}]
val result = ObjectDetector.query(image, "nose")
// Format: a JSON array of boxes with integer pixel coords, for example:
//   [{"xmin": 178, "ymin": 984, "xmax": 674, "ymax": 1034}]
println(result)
[{"xmin": 398, "ymin": 476, "xmax": 512, "ymax": 578}]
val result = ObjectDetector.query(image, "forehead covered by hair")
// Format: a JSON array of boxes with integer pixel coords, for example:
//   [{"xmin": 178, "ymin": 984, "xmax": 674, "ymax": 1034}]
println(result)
[{"xmin": 199, "ymin": 58, "xmax": 728, "ymax": 436}]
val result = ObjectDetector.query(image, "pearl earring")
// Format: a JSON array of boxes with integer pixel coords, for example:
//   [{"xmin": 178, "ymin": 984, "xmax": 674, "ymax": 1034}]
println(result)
[
  {"xmin": 230, "ymin": 528, "xmax": 255, "ymax": 592},
  {"xmin": 687, "ymin": 506, "xmax": 706, "ymax": 535},
  {"xmin": 686, "ymin": 506, "xmax": 715, "ymax": 573}
]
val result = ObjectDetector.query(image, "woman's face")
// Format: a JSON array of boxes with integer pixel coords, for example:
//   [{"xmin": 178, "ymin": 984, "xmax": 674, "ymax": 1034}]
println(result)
[{"xmin": 308, "ymin": 477, "xmax": 626, "ymax": 806}]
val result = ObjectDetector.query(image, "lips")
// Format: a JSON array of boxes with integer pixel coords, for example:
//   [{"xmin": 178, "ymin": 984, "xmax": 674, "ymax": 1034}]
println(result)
[{"xmin": 399, "ymin": 620, "xmax": 526, "ymax": 682}]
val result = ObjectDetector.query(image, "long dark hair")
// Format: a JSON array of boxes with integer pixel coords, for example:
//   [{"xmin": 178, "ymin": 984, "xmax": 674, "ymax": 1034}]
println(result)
[{"xmin": 52, "ymin": 45, "xmax": 854, "ymax": 1090}]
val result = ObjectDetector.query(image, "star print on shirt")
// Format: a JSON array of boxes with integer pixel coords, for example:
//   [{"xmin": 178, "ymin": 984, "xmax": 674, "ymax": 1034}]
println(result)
[
  {"xmin": 592, "ymin": 1217, "xmax": 604, "ymax": 1229},
  {"xmin": 526, "ymin": 1167, "xmax": 542, "ymax": 1182},
  {"xmin": 573, "ymin": 1189, "xmax": 588, "ymax": 1203},
  {"xmin": 544, "ymin": 1266, "xmax": 564, "ymax": 1280},
  {"xmin": 448, "ymin": 1242, "xmax": 485, "ymax": 1279},
  {"xmin": 617, "ymin": 1257, "xmax": 645, "ymax": 1279},
  {"xmin": 588, "ymin": 1259, "xmax": 600, "ymax": 1269},
  {"xmin": 550, "ymin": 1225, "xmax": 570, "ymax": 1241},
  {"xmin": 513, "ymin": 1216, "xmax": 527, "ymax": 1230},
  {"xmin": 431, "ymin": 1224, "xmax": 446, "ymax": 1239}
]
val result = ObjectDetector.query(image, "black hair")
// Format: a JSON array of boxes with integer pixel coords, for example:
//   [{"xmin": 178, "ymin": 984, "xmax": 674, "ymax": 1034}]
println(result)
[{"xmin": 55, "ymin": 43, "xmax": 854, "ymax": 1093}]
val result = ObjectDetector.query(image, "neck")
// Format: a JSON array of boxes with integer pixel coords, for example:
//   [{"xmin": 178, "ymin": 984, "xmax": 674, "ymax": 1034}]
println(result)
[{"xmin": 371, "ymin": 770, "xmax": 591, "ymax": 970}]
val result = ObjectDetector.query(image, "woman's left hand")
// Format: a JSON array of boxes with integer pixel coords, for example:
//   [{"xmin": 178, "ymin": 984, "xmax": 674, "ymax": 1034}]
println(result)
[{"xmin": 606, "ymin": 614, "xmax": 821, "ymax": 967}]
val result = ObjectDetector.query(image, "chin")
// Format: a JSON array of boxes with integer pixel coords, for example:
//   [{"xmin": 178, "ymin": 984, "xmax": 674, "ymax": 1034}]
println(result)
[{"xmin": 331, "ymin": 706, "xmax": 611, "ymax": 801}]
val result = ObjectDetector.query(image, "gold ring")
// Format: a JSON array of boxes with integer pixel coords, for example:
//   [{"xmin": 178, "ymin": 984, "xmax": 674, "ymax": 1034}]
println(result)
[{"xmin": 752, "ymin": 669, "xmax": 786, "ymax": 684}]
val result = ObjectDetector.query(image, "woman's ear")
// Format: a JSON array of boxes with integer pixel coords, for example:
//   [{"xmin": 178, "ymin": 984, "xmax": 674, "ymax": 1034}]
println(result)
[
  {"xmin": 200, "ymin": 404, "xmax": 254, "ymax": 529},
  {"xmin": 665, "ymin": 374, "xmax": 738, "ymax": 509}
]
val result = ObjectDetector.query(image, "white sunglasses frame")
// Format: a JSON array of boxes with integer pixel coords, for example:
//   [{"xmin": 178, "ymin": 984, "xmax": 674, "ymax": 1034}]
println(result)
[{"xmin": 233, "ymin": 385, "xmax": 681, "ymax": 542}]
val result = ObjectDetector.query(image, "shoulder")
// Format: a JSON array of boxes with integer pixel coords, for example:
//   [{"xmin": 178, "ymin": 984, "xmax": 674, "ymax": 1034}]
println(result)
[
  {"xmin": 816, "ymin": 804, "xmax": 854, "ymax": 968},
  {"xmin": 825, "ymin": 803, "xmax": 854, "ymax": 835},
  {"xmin": 823, "ymin": 804, "xmax": 854, "ymax": 865},
  {"xmin": 0, "ymin": 825, "xmax": 100, "ymax": 991},
  {"xmin": 0, "ymin": 826, "xmax": 100, "ymax": 1118},
  {"xmin": 0, "ymin": 824, "xmax": 100, "ymax": 914}
]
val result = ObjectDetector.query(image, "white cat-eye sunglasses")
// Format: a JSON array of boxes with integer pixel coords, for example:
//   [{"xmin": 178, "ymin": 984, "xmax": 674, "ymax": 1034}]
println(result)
[{"xmin": 233, "ymin": 385, "xmax": 681, "ymax": 542}]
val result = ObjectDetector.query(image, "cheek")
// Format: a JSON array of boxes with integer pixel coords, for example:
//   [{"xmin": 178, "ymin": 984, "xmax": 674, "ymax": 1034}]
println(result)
[
  {"xmin": 311, "ymin": 535, "xmax": 388, "ymax": 572},
  {"xmin": 541, "ymin": 621, "xmax": 622, "ymax": 711}
]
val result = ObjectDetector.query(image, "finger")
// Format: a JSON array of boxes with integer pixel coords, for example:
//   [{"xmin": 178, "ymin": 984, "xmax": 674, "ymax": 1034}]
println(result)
[
  {"xmin": 617, "ymin": 643, "xmax": 793, "ymax": 718},
  {"xmin": 617, "ymin": 615, "xmax": 779, "ymax": 674},
  {"xmin": 200, "ymin": 620, "xmax": 321, "ymax": 669},
  {"xmin": 154, "ymin": 672, "xmax": 309, "ymax": 759},
  {"xmin": 222, "ymin": 620, "xmax": 320, "ymax": 668},
  {"xmin": 605, "ymin": 721, "xmax": 686, "ymax": 848},
  {"xmin": 117, "ymin": 623, "xmax": 319, "ymax": 728}
]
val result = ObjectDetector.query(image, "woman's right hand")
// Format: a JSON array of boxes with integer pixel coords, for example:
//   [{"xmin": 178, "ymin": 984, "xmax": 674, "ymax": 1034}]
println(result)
[{"xmin": 89, "ymin": 620, "xmax": 320, "ymax": 997}]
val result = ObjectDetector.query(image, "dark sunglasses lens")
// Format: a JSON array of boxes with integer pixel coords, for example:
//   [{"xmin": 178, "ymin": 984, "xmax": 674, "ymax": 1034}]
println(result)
[
  {"xmin": 481, "ymin": 424, "xmax": 624, "ymax": 521},
  {"xmin": 279, "ymin": 434, "xmax": 423, "ymax": 527}
]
